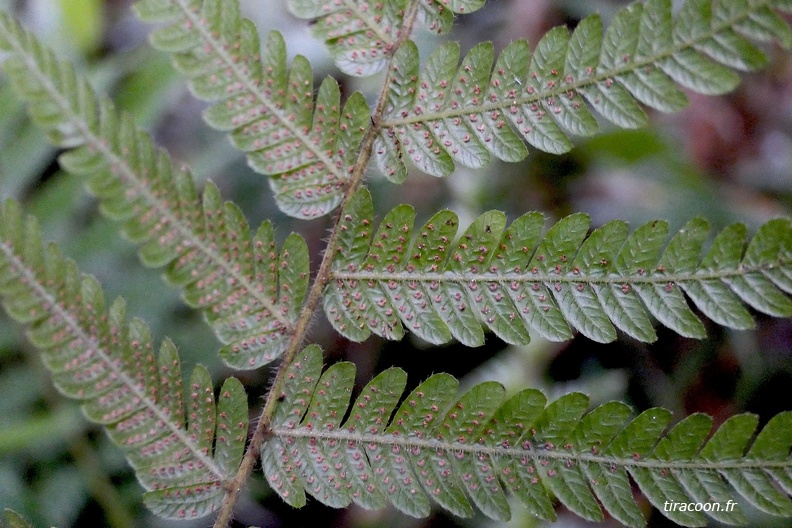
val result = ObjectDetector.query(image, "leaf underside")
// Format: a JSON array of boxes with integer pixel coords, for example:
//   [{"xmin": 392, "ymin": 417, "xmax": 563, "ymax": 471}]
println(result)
[
  {"xmin": 3, "ymin": 509, "xmax": 34, "ymax": 528},
  {"xmin": 375, "ymin": 0, "xmax": 792, "ymax": 181},
  {"xmin": 287, "ymin": 0, "xmax": 485, "ymax": 76},
  {"xmin": 263, "ymin": 345, "xmax": 792, "ymax": 527},
  {"xmin": 0, "ymin": 11, "xmax": 309, "ymax": 370},
  {"xmin": 0, "ymin": 1, "xmax": 791, "ymax": 526},
  {"xmin": 0, "ymin": 200, "xmax": 249, "ymax": 520},
  {"xmin": 325, "ymin": 188, "xmax": 792, "ymax": 346},
  {"xmin": 135, "ymin": 0, "xmax": 792, "ymax": 216},
  {"xmin": 134, "ymin": 0, "xmax": 368, "ymax": 219}
]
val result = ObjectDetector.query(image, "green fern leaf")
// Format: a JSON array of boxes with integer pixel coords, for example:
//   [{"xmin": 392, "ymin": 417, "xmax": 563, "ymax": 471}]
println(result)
[
  {"xmin": 375, "ymin": 0, "xmax": 792, "ymax": 179},
  {"xmin": 263, "ymin": 345, "xmax": 792, "ymax": 526},
  {"xmin": 324, "ymin": 188, "xmax": 792, "ymax": 345},
  {"xmin": 0, "ymin": 200, "xmax": 249, "ymax": 520},
  {"xmin": 287, "ymin": 0, "xmax": 484, "ymax": 77},
  {"xmin": 0, "ymin": 11, "xmax": 309, "ymax": 369},
  {"xmin": 2, "ymin": 510, "xmax": 34, "ymax": 528},
  {"xmin": 288, "ymin": 0, "xmax": 407, "ymax": 77},
  {"xmin": 133, "ymin": 0, "xmax": 369, "ymax": 218}
]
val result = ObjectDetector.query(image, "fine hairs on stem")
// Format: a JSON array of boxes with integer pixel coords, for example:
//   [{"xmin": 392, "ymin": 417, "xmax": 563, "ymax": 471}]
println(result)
[{"xmin": 0, "ymin": 1, "xmax": 791, "ymax": 527}]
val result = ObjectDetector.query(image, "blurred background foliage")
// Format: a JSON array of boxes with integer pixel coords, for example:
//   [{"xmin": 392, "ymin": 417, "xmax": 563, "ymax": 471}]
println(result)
[{"xmin": 0, "ymin": 0, "xmax": 791, "ymax": 527}]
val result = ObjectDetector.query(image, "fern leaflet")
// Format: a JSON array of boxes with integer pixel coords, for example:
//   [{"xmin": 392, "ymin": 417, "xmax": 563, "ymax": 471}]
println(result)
[
  {"xmin": 134, "ymin": 0, "xmax": 371, "ymax": 218},
  {"xmin": 0, "ymin": 200, "xmax": 249, "ymax": 520},
  {"xmin": 2, "ymin": 509, "xmax": 33, "ymax": 528},
  {"xmin": 375, "ymin": 0, "xmax": 792, "ymax": 179},
  {"xmin": 263, "ymin": 345, "xmax": 792, "ymax": 526},
  {"xmin": 0, "ymin": 1, "xmax": 791, "ymax": 526},
  {"xmin": 0, "ymin": 11, "xmax": 310, "ymax": 369},
  {"xmin": 324, "ymin": 189, "xmax": 792, "ymax": 346},
  {"xmin": 287, "ymin": 0, "xmax": 484, "ymax": 76}
]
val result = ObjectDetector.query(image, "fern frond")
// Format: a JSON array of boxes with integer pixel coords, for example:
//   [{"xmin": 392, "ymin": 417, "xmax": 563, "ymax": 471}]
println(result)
[
  {"xmin": 0, "ymin": 11, "xmax": 310, "ymax": 369},
  {"xmin": 133, "ymin": 0, "xmax": 370, "ymax": 219},
  {"xmin": 323, "ymin": 189, "xmax": 792, "ymax": 346},
  {"xmin": 288, "ymin": 0, "xmax": 484, "ymax": 77},
  {"xmin": 3, "ymin": 510, "xmax": 33, "ymax": 528},
  {"xmin": 263, "ymin": 345, "xmax": 792, "ymax": 526},
  {"xmin": 375, "ymin": 0, "xmax": 792, "ymax": 179},
  {"xmin": 0, "ymin": 200, "xmax": 249, "ymax": 520}
]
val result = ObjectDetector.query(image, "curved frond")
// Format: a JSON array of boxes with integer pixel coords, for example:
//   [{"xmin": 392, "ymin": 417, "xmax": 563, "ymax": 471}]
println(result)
[
  {"xmin": 3, "ymin": 510, "xmax": 33, "ymax": 528},
  {"xmin": 288, "ymin": 0, "xmax": 484, "ymax": 76},
  {"xmin": 0, "ymin": 11, "xmax": 310, "ymax": 369},
  {"xmin": 0, "ymin": 200, "xmax": 249, "ymax": 520},
  {"xmin": 324, "ymin": 189, "xmax": 792, "ymax": 346},
  {"xmin": 264, "ymin": 345, "xmax": 792, "ymax": 526},
  {"xmin": 376, "ymin": 0, "xmax": 792, "ymax": 179},
  {"xmin": 134, "ymin": 0, "xmax": 371, "ymax": 218}
]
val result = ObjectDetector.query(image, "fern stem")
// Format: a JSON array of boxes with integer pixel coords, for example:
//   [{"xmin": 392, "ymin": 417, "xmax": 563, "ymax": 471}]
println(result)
[
  {"xmin": 380, "ymin": 0, "xmax": 778, "ymax": 128},
  {"xmin": 211, "ymin": 4, "xmax": 423, "ymax": 526}
]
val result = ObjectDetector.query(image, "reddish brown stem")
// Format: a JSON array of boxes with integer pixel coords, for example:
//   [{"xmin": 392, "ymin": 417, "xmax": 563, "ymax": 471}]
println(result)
[{"xmin": 212, "ymin": 4, "xmax": 421, "ymax": 526}]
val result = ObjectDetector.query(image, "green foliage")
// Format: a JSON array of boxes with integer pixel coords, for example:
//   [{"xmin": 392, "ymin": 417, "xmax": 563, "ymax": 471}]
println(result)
[
  {"xmin": 0, "ymin": 11, "xmax": 309, "ymax": 370},
  {"xmin": 325, "ymin": 188, "xmax": 792, "ymax": 345},
  {"xmin": 288, "ymin": 0, "xmax": 484, "ymax": 76},
  {"xmin": 135, "ymin": 0, "xmax": 792, "ymax": 214},
  {"xmin": 375, "ymin": 0, "xmax": 792, "ymax": 179},
  {"xmin": 0, "ymin": 200, "xmax": 249, "ymax": 519},
  {"xmin": 3, "ymin": 509, "xmax": 34, "ymax": 528},
  {"xmin": 0, "ymin": 0, "xmax": 791, "ymax": 527},
  {"xmin": 134, "ymin": 0, "xmax": 370, "ymax": 219},
  {"xmin": 264, "ymin": 345, "xmax": 792, "ymax": 526}
]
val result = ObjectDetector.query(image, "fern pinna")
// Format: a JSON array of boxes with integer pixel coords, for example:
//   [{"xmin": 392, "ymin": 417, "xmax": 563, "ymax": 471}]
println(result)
[
  {"xmin": 373, "ymin": 0, "xmax": 792, "ymax": 180},
  {"xmin": 134, "ymin": 0, "xmax": 373, "ymax": 219},
  {"xmin": 326, "ymin": 188, "xmax": 792, "ymax": 346},
  {"xmin": 0, "ymin": 11, "xmax": 309, "ymax": 370},
  {"xmin": 264, "ymin": 345, "xmax": 792, "ymax": 527},
  {"xmin": 0, "ymin": 200, "xmax": 249, "ymax": 519},
  {"xmin": 2, "ymin": 509, "xmax": 34, "ymax": 528},
  {"xmin": 0, "ymin": 0, "xmax": 791, "ymax": 527},
  {"xmin": 288, "ymin": 0, "xmax": 486, "ymax": 76}
]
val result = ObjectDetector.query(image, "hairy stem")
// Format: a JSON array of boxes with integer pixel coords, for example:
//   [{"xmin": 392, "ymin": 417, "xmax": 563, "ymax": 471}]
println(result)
[{"xmin": 211, "ymin": 3, "xmax": 422, "ymax": 526}]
